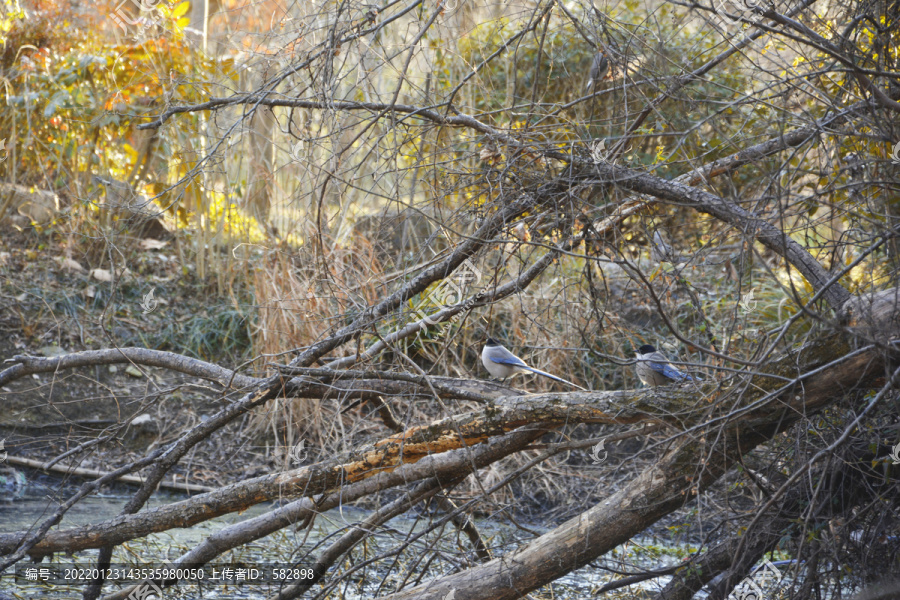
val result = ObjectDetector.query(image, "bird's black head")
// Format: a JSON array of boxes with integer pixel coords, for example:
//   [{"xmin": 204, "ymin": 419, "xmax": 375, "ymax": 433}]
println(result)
[
  {"xmin": 638, "ymin": 344, "xmax": 657, "ymax": 354},
  {"xmin": 485, "ymin": 338, "xmax": 500, "ymax": 346}
]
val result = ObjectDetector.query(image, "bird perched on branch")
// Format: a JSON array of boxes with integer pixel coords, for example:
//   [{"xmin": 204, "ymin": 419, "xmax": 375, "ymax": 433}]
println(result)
[
  {"xmin": 482, "ymin": 338, "xmax": 586, "ymax": 390},
  {"xmin": 634, "ymin": 344, "xmax": 694, "ymax": 387},
  {"xmin": 585, "ymin": 51, "xmax": 609, "ymax": 90}
]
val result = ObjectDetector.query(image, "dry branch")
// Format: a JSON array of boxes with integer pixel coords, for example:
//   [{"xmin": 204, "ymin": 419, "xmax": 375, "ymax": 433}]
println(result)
[
  {"xmin": 0, "ymin": 348, "xmax": 262, "ymax": 389},
  {"xmin": 3, "ymin": 457, "xmax": 214, "ymax": 494},
  {"xmin": 577, "ymin": 158, "xmax": 853, "ymax": 309}
]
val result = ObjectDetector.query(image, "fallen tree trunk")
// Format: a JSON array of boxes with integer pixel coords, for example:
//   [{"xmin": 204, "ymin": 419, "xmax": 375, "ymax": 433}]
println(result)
[
  {"xmin": 2, "ymin": 457, "xmax": 214, "ymax": 494},
  {"xmin": 2, "ymin": 326, "xmax": 889, "ymax": 568},
  {"xmin": 0, "ymin": 384, "xmax": 682, "ymax": 556},
  {"xmin": 376, "ymin": 332, "xmax": 892, "ymax": 599},
  {"xmin": 100, "ymin": 427, "xmax": 545, "ymax": 600}
]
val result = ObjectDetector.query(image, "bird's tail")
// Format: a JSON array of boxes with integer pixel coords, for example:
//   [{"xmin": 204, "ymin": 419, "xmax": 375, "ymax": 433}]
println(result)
[
  {"xmin": 521, "ymin": 366, "xmax": 587, "ymax": 391},
  {"xmin": 663, "ymin": 365, "xmax": 696, "ymax": 381},
  {"xmin": 659, "ymin": 363, "xmax": 695, "ymax": 382}
]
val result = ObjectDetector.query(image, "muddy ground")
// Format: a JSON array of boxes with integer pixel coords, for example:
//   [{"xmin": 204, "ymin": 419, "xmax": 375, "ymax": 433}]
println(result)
[{"xmin": 0, "ymin": 227, "xmax": 270, "ymax": 490}]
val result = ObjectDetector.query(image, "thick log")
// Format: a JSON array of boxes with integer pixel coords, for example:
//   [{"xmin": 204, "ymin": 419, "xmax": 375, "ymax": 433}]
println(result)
[
  {"xmin": 375, "ymin": 334, "xmax": 888, "ymax": 600},
  {"xmin": 0, "ymin": 385, "xmax": 673, "ymax": 556}
]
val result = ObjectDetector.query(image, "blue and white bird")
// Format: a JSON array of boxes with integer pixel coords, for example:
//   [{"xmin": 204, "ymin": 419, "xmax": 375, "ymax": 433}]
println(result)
[
  {"xmin": 482, "ymin": 338, "xmax": 586, "ymax": 390},
  {"xmin": 635, "ymin": 344, "xmax": 694, "ymax": 387}
]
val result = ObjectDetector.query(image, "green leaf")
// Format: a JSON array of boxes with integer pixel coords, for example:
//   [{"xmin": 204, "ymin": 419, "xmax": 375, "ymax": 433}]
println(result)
[{"xmin": 43, "ymin": 90, "xmax": 70, "ymax": 118}]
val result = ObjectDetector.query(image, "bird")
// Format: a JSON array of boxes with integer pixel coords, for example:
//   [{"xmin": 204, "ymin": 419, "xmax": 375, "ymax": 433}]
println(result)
[
  {"xmin": 585, "ymin": 51, "xmax": 609, "ymax": 90},
  {"xmin": 634, "ymin": 344, "xmax": 694, "ymax": 387},
  {"xmin": 482, "ymin": 338, "xmax": 586, "ymax": 390}
]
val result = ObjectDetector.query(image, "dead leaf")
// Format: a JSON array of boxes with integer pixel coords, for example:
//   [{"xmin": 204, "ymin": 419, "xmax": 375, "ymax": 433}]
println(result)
[
  {"xmin": 90, "ymin": 269, "xmax": 113, "ymax": 282},
  {"xmin": 59, "ymin": 257, "xmax": 85, "ymax": 272},
  {"xmin": 90, "ymin": 267, "xmax": 131, "ymax": 282},
  {"xmin": 479, "ymin": 142, "xmax": 502, "ymax": 164},
  {"xmin": 140, "ymin": 239, "xmax": 168, "ymax": 250}
]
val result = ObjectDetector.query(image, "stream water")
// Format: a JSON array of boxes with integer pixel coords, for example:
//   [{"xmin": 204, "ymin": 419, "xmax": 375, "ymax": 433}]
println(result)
[{"xmin": 0, "ymin": 469, "xmax": 793, "ymax": 599}]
